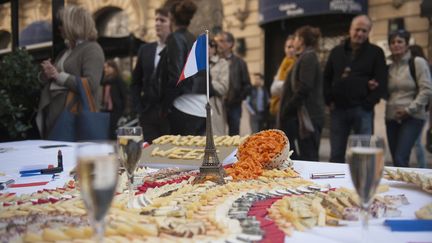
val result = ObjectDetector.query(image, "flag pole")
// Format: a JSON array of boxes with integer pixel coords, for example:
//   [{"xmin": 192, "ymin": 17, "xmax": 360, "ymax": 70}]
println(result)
[{"xmin": 205, "ymin": 29, "xmax": 210, "ymax": 103}]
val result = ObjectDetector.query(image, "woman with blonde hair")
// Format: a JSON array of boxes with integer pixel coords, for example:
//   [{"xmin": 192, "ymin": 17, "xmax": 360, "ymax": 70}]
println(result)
[{"xmin": 37, "ymin": 5, "xmax": 105, "ymax": 140}]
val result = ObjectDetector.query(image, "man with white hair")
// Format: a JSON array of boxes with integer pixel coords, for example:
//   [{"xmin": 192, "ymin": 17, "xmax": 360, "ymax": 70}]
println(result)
[{"xmin": 323, "ymin": 15, "xmax": 387, "ymax": 163}]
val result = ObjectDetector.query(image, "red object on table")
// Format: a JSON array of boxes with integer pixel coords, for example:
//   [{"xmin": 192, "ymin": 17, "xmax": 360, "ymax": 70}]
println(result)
[
  {"xmin": 248, "ymin": 197, "xmax": 285, "ymax": 243},
  {"xmin": 9, "ymin": 181, "xmax": 49, "ymax": 188}
]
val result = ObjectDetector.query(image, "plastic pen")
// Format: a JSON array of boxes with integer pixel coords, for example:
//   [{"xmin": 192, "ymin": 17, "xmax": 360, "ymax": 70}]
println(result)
[
  {"xmin": 0, "ymin": 179, "xmax": 15, "ymax": 190},
  {"xmin": 311, "ymin": 172, "xmax": 345, "ymax": 179},
  {"xmin": 20, "ymin": 167, "xmax": 63, "ymax": 176}
]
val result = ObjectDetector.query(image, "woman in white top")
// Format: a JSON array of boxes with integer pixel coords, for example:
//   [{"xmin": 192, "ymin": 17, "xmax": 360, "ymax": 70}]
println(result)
[{"xmin": 386, "ymin": 29, "xmax": 432, "ymax": 167}]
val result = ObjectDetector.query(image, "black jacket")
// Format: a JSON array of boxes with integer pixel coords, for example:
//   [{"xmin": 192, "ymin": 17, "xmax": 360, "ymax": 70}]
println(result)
[
  {"xmin": 131, "ymin": 42, "xmax": 159, "ymax": 113},
  {"xmin": 279, "ymin": 48, "xmax": 325, "ymax": 124},
  {"xmin": 323, "ymin": 38, "xmax": 387, "ymax": 110},
  {"xmin": 102, "ymin": 76, "xmax": 127, "ymax": 114},
  {"xmin": 161, "ymin": 28, "xmax": 208, "ymax": 113},
  {"xmin": 226, "ymin": 54, "xmax": 251, "ymax": 106}
]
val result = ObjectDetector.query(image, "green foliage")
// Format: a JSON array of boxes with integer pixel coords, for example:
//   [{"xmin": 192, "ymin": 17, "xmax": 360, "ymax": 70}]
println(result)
[{"xmin": 0, "ymin": 48, "xmax": 41, "ymax": 140}]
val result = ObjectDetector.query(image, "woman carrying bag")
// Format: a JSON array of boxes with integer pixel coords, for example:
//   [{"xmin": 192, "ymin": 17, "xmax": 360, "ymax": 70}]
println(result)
[
  {"xmin": 385, "ymin": 30, "xmax": 432, "ymax": 167},
  {"xmin": 36, "ymin": 5, "xmax": 105, "ymax": 140},
  {"xmin": 278, "ymin": 26, "xmax": 325, "ymax": 161}
]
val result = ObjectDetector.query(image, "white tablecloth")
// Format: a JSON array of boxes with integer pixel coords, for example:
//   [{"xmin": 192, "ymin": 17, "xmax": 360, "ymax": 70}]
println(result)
[
  {"xmin": 0, "ymin": 140, "xmax": 77, "ymax": 195},
  {"xmin": 291, "ymin": 160, "xmax": 432, "ymax": 243},
  {"xmin": 0, "ymin": 140, "xmax": 431, "ymax": 243}
]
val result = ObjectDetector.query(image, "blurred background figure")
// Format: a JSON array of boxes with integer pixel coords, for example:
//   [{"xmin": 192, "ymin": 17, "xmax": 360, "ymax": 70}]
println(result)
[
  {"xmin": 278, "ymin": 26, "xmax": 324, "ymax": 161},
  {"xmin": 131, "ymin": 6, "xmax": 171, "ymax": 143},
  {"xmin": 270, "ymin": 35, "xmax": 296, "ymax": 128},
  {"xmin": 385, "ymin": 30, "xmax": 432, "ymax": 167},
  {"xmin": 323, "ymin": 15, "xmax": 387, "ymax": 163},
  {"xmin": 102, "ymin": 60, "xmax": 127, "ymax": 139},
  {"xmin": 36, "ymin": 5, "xmax": 104, "ymax": 139},
  {"xmin": 409, "ymin": 44, "xmax": 431, "ymax": 168},
  {"xmin": 161, "ymin": 0, "xmax": 205, "ymax": 135},
  {"xmin": 409, "ymin": 44, "xmax": 432, "ymax": 168},
  {"xmin": 215, "ymin": 31, "xmax": 251, "ymax": 135},
  {"xmin": 246, "ymin": 73, "xmax": 269, "ymax": 133},
  {"xmin": 209, "ymin": 38, "xmax": 229, "ymax": 135}
]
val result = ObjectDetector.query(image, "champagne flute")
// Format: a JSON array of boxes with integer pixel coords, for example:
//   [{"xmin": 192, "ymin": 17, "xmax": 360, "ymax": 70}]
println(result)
[
  {"xmin": 117, "ymin": 126, "xmax": 143, "ymax": 207},
  {"xmin": 76, "ymin": 143, "xmax": 119, "ymax": 242},
  {"xmin": 346, "ymin": 135, "xmax": 385, "ymax": 242}
]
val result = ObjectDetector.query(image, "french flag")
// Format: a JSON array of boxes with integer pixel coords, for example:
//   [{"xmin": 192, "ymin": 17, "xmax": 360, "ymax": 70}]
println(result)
[{"xmin": 177, "ymin": 34, "xmax": 207, "ymax": 85}]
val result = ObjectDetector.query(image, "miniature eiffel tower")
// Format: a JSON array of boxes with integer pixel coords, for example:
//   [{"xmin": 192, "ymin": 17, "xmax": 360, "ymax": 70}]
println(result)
[{"xmin": 193, "ymin": 102, "xmax": 227, "ymax": 184}]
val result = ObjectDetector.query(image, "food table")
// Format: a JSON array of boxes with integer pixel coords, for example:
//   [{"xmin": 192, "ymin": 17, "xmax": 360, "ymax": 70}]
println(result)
[{"xmin": 0, "ymin": 140, "xmax": 431, "ymax": 243}]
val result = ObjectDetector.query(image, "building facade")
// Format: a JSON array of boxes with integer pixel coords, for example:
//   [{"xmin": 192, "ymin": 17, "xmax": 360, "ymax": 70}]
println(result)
[{"xmin": 0, "ymin": 0, "xmax": 429, "ymax": 76}]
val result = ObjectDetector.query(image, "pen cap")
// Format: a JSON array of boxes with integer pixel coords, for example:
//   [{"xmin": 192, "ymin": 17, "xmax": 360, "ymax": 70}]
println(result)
[
  {"xmin": 58, "ymin": 150, "xmax": 63, "ymax": 168},
  {"xmin": 0, "ymin": 179, "xmax": 15, "ymax": 190}
]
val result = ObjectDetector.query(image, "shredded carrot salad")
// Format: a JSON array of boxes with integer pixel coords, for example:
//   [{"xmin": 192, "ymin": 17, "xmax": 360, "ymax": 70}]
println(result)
[{"xmin": 226, "ymin": 130, "xmax": 286, "ymax": 180}]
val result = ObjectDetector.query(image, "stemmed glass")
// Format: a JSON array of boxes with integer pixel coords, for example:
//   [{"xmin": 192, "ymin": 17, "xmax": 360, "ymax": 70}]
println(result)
[
  {"xmin": 346, "ymin": 135, "xmax": 385, "ymax": 242},
  {"xmin": 117, "ymin": 126, "xmax": 143, "ymax": 207},
  {"xmin": 76, "ymin": 143, "xmax": 119, "ymax": 242}
]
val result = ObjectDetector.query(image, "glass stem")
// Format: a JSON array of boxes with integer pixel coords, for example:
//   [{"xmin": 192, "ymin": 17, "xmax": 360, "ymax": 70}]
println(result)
[
  {"xmin": 93, "ymin": 219, "xmax": 105, "ymax": 243},
  {"xmin": 361, "ymin": 205, "xmax": 369, "ymax": 243},
  {"xmin": 128, "ymin": 175, "xmax": 134, "ymax": 208}
]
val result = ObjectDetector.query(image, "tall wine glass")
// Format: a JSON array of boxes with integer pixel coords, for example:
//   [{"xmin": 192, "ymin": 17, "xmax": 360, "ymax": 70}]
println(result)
[
  {"xmin": 346, "ymin": 135, "xmax": 385, "ymax": 242},
  {"xmin": 76, "ymin": 143, "xmax": 119, "ymax": 242},
  {"xmin": 117, "ymin": 126, "xmax": 143, "ymax": 207}
]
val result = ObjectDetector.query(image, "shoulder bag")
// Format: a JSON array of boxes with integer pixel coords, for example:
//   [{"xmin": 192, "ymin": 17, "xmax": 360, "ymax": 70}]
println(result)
[
  {"xmin": 76, "ymin": 77, "xmax": 110, "ymax": 141},
  {"xmin": 48, "ymin": 77, "xmax": 110, "ymax": 141}
]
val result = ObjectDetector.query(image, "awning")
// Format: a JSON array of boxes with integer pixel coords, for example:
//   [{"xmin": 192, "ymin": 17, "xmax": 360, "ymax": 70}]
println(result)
[
  {"xmin": 259, "ymin": 0, "xmax": 368, "ymax": 25},
  {"xmin": 97, "ymin": 35, "xmax": 146, "ymax": 59},
  {"xmin": 19, "ymin": 21, "xmax": 52, "ymax": 46},
  {"xmin": 420, "ymin": 0, "xmax": 432, "ymax": 17}
]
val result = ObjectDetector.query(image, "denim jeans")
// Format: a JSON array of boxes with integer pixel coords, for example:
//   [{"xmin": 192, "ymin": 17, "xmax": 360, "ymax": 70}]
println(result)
[
  {"xmin": 330, "ymin": 106, "xmax": 373, "ymax": 163},
  {"xmin": 386, "ymin": 118, "xmax": 425, "ymax": 167},
  {"xmin": 414, "ymin": 135, "xmax": 427, "ymax": 168},
  {"xmin": 227, "ymin": 104, "xmax": 242, "ymax": 135},
  {"xmin": 249, "ymin": 112, "xmax": 266, "ymax": 133}
]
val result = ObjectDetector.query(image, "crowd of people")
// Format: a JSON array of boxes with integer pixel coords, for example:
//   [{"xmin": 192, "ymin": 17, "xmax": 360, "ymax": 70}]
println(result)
[{"xmin": 35, "ymin": 2, "xmax": 432, "ymax": 168}]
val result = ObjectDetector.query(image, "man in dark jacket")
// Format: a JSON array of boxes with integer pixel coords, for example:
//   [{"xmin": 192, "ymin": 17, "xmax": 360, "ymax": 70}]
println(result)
[
  {"xmin": 131, "ymin": 7, "xmax": 171, "ymax": 143},
  {"xmin": 216, "ymin": 31, "xmax": 251, "ymax": 135},
  {"xmin": 323, "ymin": 15, "xmax": 387, "ymax": 163}
]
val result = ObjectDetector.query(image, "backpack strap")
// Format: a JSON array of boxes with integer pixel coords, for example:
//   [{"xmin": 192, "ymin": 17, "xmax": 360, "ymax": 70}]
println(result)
[
  {"xmin": 408, "ymin": 56, "xmax": 430, "ymax": 110},
  {"xmin": 408, "ymin": 56, "xmax": 418, "ymax": 90}
]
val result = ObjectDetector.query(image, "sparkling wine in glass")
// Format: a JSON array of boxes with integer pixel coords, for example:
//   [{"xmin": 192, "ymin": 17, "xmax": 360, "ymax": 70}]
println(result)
[
  {"xmin": 117, "ymin": 126, "xmax": 143, "ymax": 207},
  {"xmin": 346, "ymin": 135, "xmax": 385, "ymax": 242},
  {"xmin": 77, "ymin": 143, "xmax": 119, "ymax": 242}
]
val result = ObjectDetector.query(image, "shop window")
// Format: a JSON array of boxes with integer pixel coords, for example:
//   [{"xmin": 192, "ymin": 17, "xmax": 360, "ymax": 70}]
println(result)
[{"xmin": 0, "ymin": 30, "xmax": 11, "ymax": 49}]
